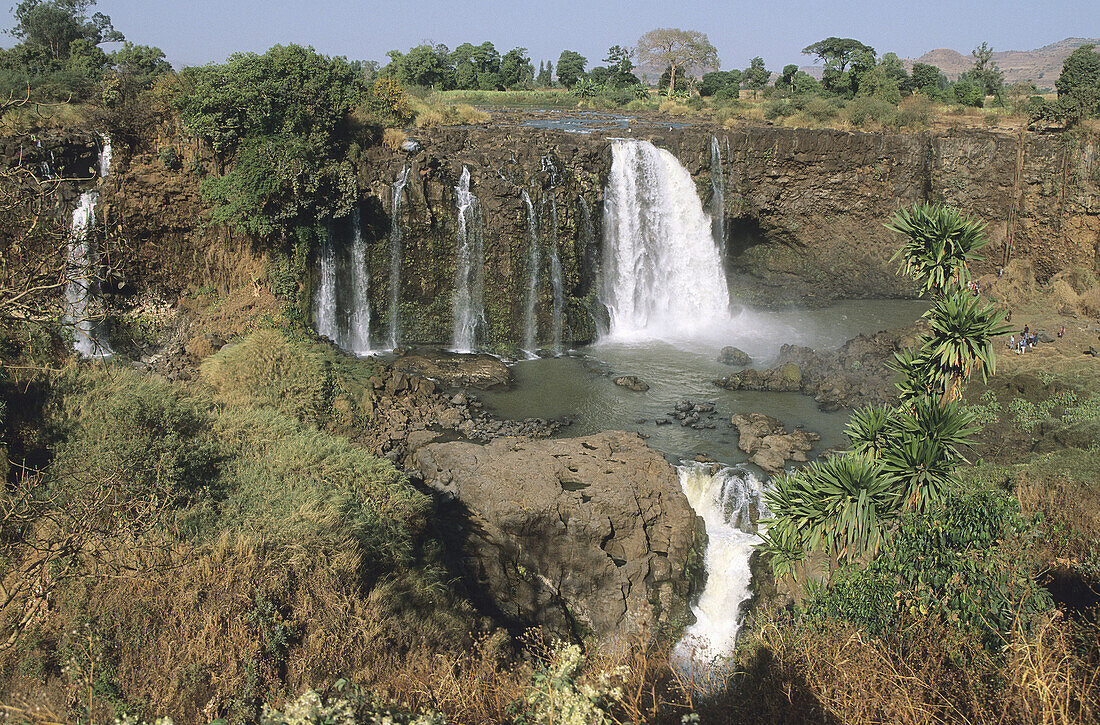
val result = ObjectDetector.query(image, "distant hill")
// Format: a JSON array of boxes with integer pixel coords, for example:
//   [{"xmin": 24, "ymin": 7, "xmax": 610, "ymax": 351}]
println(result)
[
  {"xmin": 913, "ymin": 38, "xmax": 1100, "ymax": 87},
  {"xmin": 796, "ymin": 38, "xmax": 1099, "ymax": 90}
]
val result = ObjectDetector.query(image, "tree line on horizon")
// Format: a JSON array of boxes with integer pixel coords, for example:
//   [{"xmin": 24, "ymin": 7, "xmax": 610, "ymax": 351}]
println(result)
[{"xmin": 2, "ymin": 2, "xmax": 1099, "ymax": 129}]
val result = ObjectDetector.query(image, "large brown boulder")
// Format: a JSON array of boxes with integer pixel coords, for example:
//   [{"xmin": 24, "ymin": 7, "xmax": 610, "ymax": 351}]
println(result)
[{"xmin": 413, "ymin": 431, "xmax": 702, "ymax": 644}]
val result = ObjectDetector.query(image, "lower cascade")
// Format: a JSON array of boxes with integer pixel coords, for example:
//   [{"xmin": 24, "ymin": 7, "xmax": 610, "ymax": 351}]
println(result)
[
  {"xmin": 66, "ymin": 189, "xmax": 112, "ymax": 358},
  {"xmin": 674, "ymin": 464, "xmax": 764, "ymax": 667},
  {"xmin": 601, "ymin": 139, "xmax": 731, "ymax": 340}
]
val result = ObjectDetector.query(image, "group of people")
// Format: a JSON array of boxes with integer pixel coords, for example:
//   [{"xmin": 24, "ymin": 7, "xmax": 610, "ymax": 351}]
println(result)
[{"xmin": 1007, "ymin": 324, "xmax": 1065, "ymax": 355}]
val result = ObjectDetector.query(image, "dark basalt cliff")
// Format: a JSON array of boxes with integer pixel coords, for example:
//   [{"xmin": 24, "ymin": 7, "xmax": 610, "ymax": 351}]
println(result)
[{"xmin": 9, "ymin": 121, "xmax": 1099, "ymax": 349}]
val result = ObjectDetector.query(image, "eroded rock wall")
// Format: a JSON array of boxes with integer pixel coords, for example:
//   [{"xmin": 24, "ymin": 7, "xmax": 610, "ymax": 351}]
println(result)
[{"xmin": 9, "ymin": 123, "xmax": 1098, "ymax": 346}]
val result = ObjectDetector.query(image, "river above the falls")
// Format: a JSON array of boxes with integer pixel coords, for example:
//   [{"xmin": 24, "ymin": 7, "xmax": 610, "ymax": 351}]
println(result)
[{"xmin": 479, "ymin": 299, "xmax": 927, "ymax": 469}]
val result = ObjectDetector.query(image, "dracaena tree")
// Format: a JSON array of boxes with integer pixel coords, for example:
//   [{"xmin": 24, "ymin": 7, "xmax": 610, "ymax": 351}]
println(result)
[{"xmin": 760, "ymin": 203, "xmax": 1010, "ymax": 582}]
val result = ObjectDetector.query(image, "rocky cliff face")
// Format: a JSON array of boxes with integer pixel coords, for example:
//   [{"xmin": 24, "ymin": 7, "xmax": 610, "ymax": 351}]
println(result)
[{"xmin": 9, "ymin": 121, "xmax": 1099, "ymax": 349}]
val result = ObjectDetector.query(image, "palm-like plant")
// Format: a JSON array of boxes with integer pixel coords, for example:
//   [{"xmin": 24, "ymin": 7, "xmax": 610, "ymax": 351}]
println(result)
[
  {"xmin": 761, "ymin": 454, "xmax": 898, "ymax": 570},
  {"xmin": 845, "ymin": 404, "xmax": 895, "ymax": 459},
  {"xmin": 886, "ymin": 203, "xmax": 989, "ymax": 298},
  {"xmin": 923, "ymin": 289, "xmax": 1013, "ymax": 400}
]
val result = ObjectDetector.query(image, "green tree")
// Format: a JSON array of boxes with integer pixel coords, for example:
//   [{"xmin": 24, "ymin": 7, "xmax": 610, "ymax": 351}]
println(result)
[
  {"xmin": 555, "ymin": 49, "xmax": 586, "ymax": 89},
  {"xmin": 779, "ymin": 63, "xmax": 799, "ymax": 92},
  {"xmin": 383, "ymin": 43, "xmax": 453, "ymax": 89},
  {"xmin": 760, "ymin": 202, "xmax": 1011, "ymax": 585},
  {"xmin": 910, "ymin": 62, "xmax": 947, "ymax": 98},
  {"xmin": 498, "ymin": 47, "xmax": 534, "ymax": 89},
  {"xmin": 7, "ymin": 0, "xmax": 122, "ymax": 63},
  {"xmin": 1054, "ymin": 43, "xmax": 1100, "ymax": 123},
  {"xmin": 966, "ymin": 41, "xmax": 1004, "ymax": 98},
  {"xmin": 953, "ymin": 79, "xmax": 984, "ymax": 107},
  {"xmin": 699, "ymin": 70, "xmax": 740, "ymax": 97},
  {"xmin": 603, "ymin": 45, "xmax": 640, "ymax": 88},
  {"xmin": 802, "ymin": 37, "xmax": 875, "ymax": 96},
  {"xmin": 636, "ymin": 27, "xmax": 719, "ymax": 97},
  {"xmin": 743, "ymin": 56, "xmax": 770, "ymax": 97},
  {"xmin": 108, "ymin": 41, "xmax": 170, "ymax": 90}
]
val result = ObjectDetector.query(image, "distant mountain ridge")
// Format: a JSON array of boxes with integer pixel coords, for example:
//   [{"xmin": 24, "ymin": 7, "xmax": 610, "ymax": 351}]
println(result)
[
  {"xmin": 914, "ymin": 37, "xmax": 1099, "ymax": 86},
  {"xmin": 797, "ymin": 37, "xmax": 1099, "ymax": 89}
]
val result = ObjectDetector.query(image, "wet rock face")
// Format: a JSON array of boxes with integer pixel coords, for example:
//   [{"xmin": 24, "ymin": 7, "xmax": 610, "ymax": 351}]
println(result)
[
  {"xmin": 715, "ymin": 322, "xmax": 929, "ymax": 410},
  {"xmin": 413, "ymin": 431, "xmax": 701, "ymax": 643}
]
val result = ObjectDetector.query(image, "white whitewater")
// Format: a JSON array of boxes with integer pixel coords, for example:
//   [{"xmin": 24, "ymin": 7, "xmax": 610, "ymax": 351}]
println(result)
[
  {"xmin": 521, "ymin": 190, "xmax": 540, "ymax": 352},
  {"xmin": 66, "ymin": 190, "xmax": 112, "ymax": 358},
  {"xmin": 548, "ymin": 194, "xmax": 564, "ymax": 354},
  {"xmin": 387, "ymin": 165, "xmax": 410, "ymax": 348},
  {"xmin": 99, "ymin": 134, "xmax": 112, "ymax": 179},
  {"xmin": 314, "ymin": 225, "xmax": 338, "ymax": 342},
  {"xmin": 710, "ymin": 136, "xmax": 726, "ymax": 258},
  {"xmin": 346, "ymin": 206, "xmax": 371, "ymax": 354},
  {"xmin": 674, "ymin": 464, "xmax": 764, "ymax": 667},
  {"xmin": 601, "ymin": 139, "xmax": 731, "ymax": 340},
  {"xmin": 452, "ymin": 167, "xmax": 484, "ymax": 352}
]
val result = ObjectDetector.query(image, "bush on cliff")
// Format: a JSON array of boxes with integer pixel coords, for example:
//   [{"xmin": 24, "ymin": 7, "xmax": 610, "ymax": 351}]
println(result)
[{"xmin": 173, "ymin": 45, "xmax": 367, "ymax": 241}]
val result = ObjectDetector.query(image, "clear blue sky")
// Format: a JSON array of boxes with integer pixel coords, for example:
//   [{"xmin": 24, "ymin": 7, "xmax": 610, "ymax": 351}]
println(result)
[{"xmin": 2, "ymin": 0, "xmax": 1097, "ymax": 71}]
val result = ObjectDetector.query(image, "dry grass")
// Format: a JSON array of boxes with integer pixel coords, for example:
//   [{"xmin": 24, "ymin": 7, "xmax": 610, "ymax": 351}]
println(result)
[
  {"xmin": 726, "ymin": 603, "xmax": 1100, "ymax": 725},
  {"xmin": 382, "ymin": 127, "xmax": 407, "ymax": 151}
]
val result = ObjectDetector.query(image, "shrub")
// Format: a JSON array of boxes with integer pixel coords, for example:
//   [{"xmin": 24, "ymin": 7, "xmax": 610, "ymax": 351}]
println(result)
[
  {"xmin": 158, "ymin": 147, "xmax": 181, "ymax": 170},
  {"xmin": 896, "ymin": 95, "xmax": 933, "ymax": 128},
  {"xmin": 801, "ymin": 96, "xmax": 839, "ymax": 121},
  {"xmin": 845, "ymin": 96, "xmax": 897, "ymax": 127}
]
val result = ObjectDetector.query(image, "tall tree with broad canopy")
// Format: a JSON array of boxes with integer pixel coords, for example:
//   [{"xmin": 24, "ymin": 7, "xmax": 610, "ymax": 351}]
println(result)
[
  {"xmin": 636, "ymin": 27, "xmax": 719, "ymax": 97},
  {"xmin": 7, "ymin": 0, "xmax": 123, "ymax": 62},
  {"xmin": 555, "ymin": 49, "xmax": 586, "ymax": 89}
]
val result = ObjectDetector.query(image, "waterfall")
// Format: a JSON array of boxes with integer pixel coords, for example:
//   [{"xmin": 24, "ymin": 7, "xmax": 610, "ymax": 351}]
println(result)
[
  {"xmin": 314, "ymin": 225, "xmax": 338, "ymax": 342},
  {"xmin": 66, "ymin": 190, "xmax": 112, "ymax": 358},
  {"xmin": 601, "ymin": 139, "xmax": 731, "ymax": 340},
  {"xmin": 99, "ymin": 134, "xmax": 112, "ymax": 179},
  {"xmin": 452, "ymin": 167, "xmax": 484, "ymax": 352},
  {"xmin": 548, "ymin": 194, "xmax": 564, "ymax": 354},
  {"xmin": 346, "ymin": 206, "xmax": 371, "ymax": 354},
  {"xmin": 710, "ymin": 136, "xmax": 727, "ymax": 258},
  {"xmin": 387, "ymin": 165, "xmax": 410, "ymax": 348},
  {"xmin": 313, "ymin": 207, "xmax": 371, "ymax": 355},
  {"xmin": 522, "ymin": 190, "xmax": 540, "ymax": 352},
  {"xmin": 673, "ymin": 464, "xmax": 763, "ymax": 667}
]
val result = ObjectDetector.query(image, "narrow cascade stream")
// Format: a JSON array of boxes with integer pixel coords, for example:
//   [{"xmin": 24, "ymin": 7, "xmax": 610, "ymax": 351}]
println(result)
[
  {"xmin": 452, "ymin": 167, "xmax": 484, "ymax": 352},
  {"xmin": 387, "ymin": 165, "xmax": 410, "ymax": 349},
  {"xmin": 601, "ymin": 139, "xmax": 731, "ymax": 340},
  {"xmin": 522, "ymin": 190, "xmax": 540, "ymax": 353},
  {"xmin": 710, "ymin": 135, "xmax": 727, "ymax": 258},
  {"xmin": 674, "ymin": 464, "xmax": 764, "ymax": 668},
  {"xmin": 314, "ymin": 225, "xmax": 338, "ymax": 342},
  {"xmin": 548, "ymin": 194, "xmax": 564, "ymax": 355},
  {"xmin": 66, "ymin": 137, "xmax": 113, "ymax": 358},
  {"xmin": 66, "ymin": 190, "xmax": 112, "ymax": 358},
  {"xmin": 346, "ymin": 206, "xmax": 371, "ymax": 354}
]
